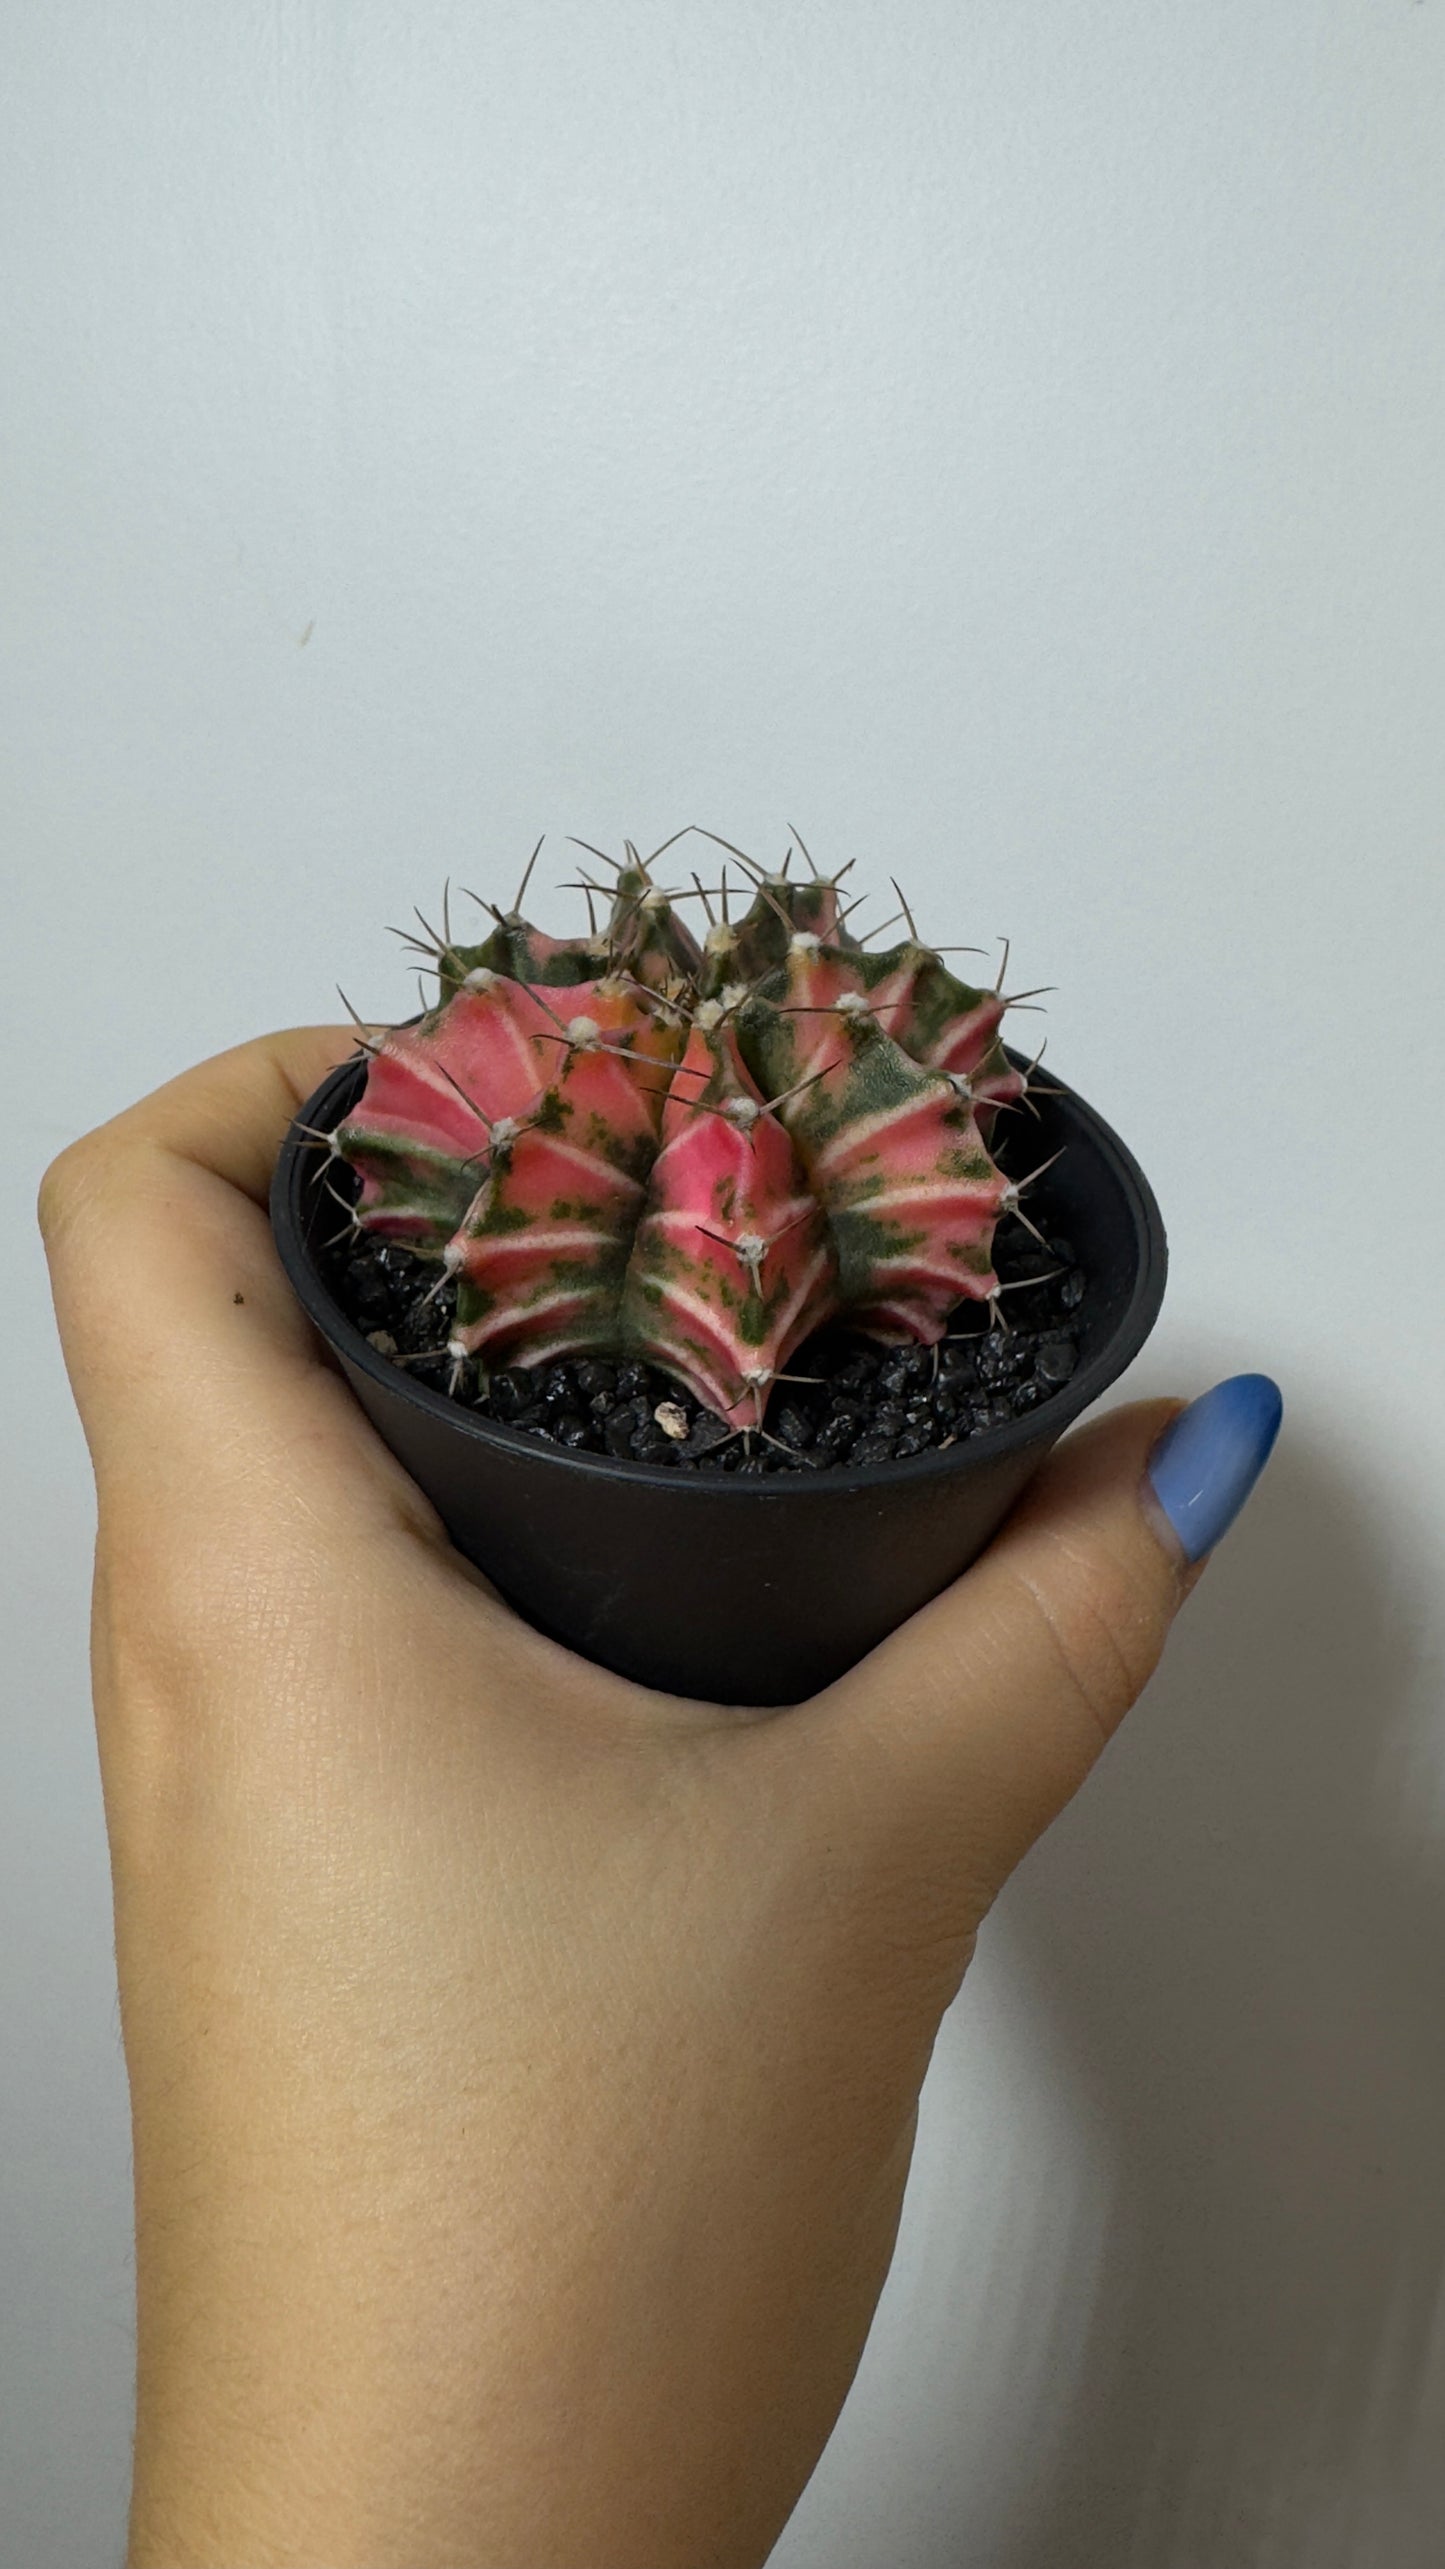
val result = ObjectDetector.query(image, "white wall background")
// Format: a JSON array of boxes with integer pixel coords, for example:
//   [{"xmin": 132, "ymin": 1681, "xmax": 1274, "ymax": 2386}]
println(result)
[{"xmin": 4, "ymin": 3, "xmax": 1444, "ymax": 2561}]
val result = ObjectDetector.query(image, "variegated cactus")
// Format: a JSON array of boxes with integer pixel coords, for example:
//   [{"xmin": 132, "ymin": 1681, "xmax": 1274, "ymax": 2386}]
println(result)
[{"xmin": 329, "ymin": 834, "xmax": 1052, "ymax": 1429}]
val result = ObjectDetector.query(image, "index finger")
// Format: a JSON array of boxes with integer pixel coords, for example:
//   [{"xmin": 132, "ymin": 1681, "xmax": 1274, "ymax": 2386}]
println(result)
[
  {"xmin": 42, "ymin": 1024, "xmax": 362, "ymax": 1216},
  {"xmin": 38, "ymin": 1025, "xmax": 372, "ymax": 1485}
]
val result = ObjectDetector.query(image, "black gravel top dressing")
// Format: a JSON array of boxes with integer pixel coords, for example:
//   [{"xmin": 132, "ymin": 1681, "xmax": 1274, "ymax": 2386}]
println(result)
[{"xmin": 320, "ymin": 1162, "xmax": 1092, "ymax": 1478}]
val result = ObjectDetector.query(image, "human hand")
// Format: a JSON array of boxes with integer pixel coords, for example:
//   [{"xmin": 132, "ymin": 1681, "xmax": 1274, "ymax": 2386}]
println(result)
[{"xmin": 39, "ymin": 1030, "xmax": 1279, "ymax": 2569}]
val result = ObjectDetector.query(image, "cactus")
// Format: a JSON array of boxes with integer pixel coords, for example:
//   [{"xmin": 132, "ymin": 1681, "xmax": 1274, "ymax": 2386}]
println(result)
[{"xmin": 330, "ymin": 834, "xmax": 1053, "ymax": 1429}]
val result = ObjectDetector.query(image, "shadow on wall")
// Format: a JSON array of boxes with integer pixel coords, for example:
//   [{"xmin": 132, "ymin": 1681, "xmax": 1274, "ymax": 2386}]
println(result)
[{"xmin": 989, "ymin": 1401, "xmax": 1445, "ymax": 2569}]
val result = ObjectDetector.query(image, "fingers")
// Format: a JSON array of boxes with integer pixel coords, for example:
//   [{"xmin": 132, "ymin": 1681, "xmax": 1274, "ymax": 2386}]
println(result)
[
  {"xmin": 803, "ymin": 1401, "xmax": 1197, "ymax": 1910},
  {"xmin": 42, "ymin": 1026, "xmax": 358, "ymax": 1217},
  {"xmin": 36, "ymin": 1027, "xmax": 395, "ymax": 1509}
]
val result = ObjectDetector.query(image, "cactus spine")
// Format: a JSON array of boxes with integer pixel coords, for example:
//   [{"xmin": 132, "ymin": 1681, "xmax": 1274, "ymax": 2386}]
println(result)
[{"xmin": 332, "ymin": 835, "xmax": 1051, "ymax": 1428}]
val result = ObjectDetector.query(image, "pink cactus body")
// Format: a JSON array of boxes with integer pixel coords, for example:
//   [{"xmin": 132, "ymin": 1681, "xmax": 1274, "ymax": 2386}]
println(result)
[
  {"xmin": 331, "ymin": 842, "xmax": 1048, "ymax": 1429},
  {"xmin": 610, "ymin": 860, "xmax": 704, "ymax": 989},
  {"xmin": 621, "ymin": 1006, "xmax": 836, "ymax": 1424},
  {"xmin": 443, "ymin": 917, "xmax": 609, "ymax": 991},
  {"xmin": 450, "ymin": 977, "xmax": 677, "ymax": 1368},
  {"xmin": 334, "ymin": 971, "xmax": 564, "ymax": 1244},
  {"xmin": 844, "ymin": 943, "xmax": 1025, "ymax": 1132},
  {"xmin": 736, "ymin": 936, "xmax": 1009, "ymax": 1338}
]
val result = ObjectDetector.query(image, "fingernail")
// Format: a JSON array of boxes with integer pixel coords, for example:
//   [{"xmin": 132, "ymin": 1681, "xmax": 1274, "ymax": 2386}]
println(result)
[{"xmin": 1145, "ymin": 1373, "xmax": 1283, "ymax": 1564}]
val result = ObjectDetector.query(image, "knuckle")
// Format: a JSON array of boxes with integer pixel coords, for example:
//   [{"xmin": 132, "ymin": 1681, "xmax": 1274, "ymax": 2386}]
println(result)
[
  {"xmin": 36, "ymin": 1136, "xmax": 105, "ymax": 1247},
  {"xmin": 1011, "ymin": 1539, "xmax": 1162, "ymax": 1746}
]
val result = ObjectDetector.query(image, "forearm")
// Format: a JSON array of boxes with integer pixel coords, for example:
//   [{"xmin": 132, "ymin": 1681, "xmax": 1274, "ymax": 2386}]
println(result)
[{"xmin": 125, "ymin": 2053, "xmax": 919, "ymax": 2569}]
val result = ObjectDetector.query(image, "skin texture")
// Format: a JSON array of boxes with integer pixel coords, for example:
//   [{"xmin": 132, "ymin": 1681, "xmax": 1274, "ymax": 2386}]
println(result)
[{"xmin": 38, "ymin": 1028, "xmax": 1199, "ymax": 2569}]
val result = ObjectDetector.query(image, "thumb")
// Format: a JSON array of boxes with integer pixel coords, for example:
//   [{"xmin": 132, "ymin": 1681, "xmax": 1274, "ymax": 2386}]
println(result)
[{"xmin": 811, "ymin": 1378, "xmax": 1282, "ymax": 1914}]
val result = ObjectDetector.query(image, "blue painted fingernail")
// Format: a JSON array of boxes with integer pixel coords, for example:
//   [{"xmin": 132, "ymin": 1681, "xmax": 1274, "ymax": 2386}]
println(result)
[{"xmin": 1146, "ymin": 1374, "xmax": 1283, "ymax": 1563}]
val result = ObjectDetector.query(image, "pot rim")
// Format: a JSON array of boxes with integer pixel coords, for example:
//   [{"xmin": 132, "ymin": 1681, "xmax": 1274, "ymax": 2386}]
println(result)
[{"xmin": 271, "ymin": 1049, "xmax": 1167, "ymax": 1501}]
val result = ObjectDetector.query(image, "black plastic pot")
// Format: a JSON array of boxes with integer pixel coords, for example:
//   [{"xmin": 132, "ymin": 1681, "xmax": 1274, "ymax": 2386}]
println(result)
[{"xmin": 271, "ymin": 1054, "xmax": 1166, "ymax": 1706}]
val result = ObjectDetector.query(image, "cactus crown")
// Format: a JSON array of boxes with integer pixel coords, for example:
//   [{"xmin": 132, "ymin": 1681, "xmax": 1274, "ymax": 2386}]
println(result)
[{"xmin": 329, "ymin": 831, "xmax": 1052, "ymax": 1429}]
